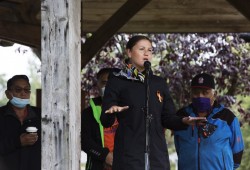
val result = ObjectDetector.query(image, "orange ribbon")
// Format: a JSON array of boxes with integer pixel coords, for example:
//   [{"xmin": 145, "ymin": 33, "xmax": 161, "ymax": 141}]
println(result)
[{"xmin": 156, "ymin": 90, "xmax": 163, "ymax": 103}]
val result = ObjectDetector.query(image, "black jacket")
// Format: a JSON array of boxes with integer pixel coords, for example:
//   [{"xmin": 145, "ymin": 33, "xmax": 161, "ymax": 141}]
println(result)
[
  {"xmin": 101, "ymin": 72, "xmax": 186, "ymax": 170},
  {"xmin": 81, "ymin": 97, "xmax": 109, "ymax": 170},
  {"xmin": 0, "ymin": 102, "xmax": 41, "ymax": 170}
]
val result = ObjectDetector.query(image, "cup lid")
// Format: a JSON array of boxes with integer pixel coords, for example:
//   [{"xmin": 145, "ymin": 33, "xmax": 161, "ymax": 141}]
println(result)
[{"xmin": 26, "ymin": 127, "xmax": 38, "ymax": 132}]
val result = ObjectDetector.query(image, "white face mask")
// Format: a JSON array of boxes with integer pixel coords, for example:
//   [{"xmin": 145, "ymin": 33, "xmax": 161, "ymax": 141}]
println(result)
[
  {"xmin": 100, "ymin": 87, "xmax": 105, "ymax": 97},
  {"xmin": 10, "ymin": 96, "xmax": 30, "ymax": 108}
]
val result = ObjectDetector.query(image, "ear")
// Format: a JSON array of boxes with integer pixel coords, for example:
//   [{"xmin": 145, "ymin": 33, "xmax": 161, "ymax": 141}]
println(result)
[
  {"xmin": 5, "ymin": 90, "xmax": 12, "ymax": 100},
  {"xmin": 211, "ymin": 90, "xmax": 217, "ymax": 104},
  {"xmin": 126, "ymin": 49, "xmax": 132, "ymax": 58},
  {"xmin": 213, "ymin": 90, "xmax": 217, "ymax": 99}
]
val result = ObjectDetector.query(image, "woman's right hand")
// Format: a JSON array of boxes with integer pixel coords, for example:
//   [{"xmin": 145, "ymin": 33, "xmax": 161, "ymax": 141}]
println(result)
[
  {"xmin": 105, "ymin": 105, "xmax": 129, "ymax": 114},
  {"xmin": 182, "ymin": 116, "xmax": 207, "ymax": 126}
]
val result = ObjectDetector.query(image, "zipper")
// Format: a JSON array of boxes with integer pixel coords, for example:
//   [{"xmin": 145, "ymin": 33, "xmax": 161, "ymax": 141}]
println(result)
[
  {"xmin": 192, "ymin": 125, "xmax": 194, "ymax": 137},
  {"xmin": 198, "ymin": 129, "xmax": 201, "ymax": 170}
]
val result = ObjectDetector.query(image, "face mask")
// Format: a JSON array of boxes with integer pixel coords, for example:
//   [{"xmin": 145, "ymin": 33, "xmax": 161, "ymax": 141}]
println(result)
[
  {"xmin": 100, "ymin": 87, "xmax": 105, "ymax": 97},
  {"xmin": 10, "ymin": 96, "xmax": 30, "ymax": 108},
  {"xmin": 192, "ymin": 97, "xmax": 211, "ymax": 113}
]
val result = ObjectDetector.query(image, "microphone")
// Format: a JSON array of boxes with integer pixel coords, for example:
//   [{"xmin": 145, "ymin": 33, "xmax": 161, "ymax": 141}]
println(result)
[{"xmin": 144, "ymin": 61, "xmax": 151, "ymax": 70}]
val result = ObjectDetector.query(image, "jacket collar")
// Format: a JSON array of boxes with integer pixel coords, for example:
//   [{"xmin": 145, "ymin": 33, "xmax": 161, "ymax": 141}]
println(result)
[{"xmin": 3, "ymin": 102, "xmax": 37, "ymax": 121}]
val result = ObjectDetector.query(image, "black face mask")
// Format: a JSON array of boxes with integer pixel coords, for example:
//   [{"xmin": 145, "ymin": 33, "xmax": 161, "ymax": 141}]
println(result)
[{"xmin": 198, "ymin": 122, "xmax": 217, "ymax": 138}]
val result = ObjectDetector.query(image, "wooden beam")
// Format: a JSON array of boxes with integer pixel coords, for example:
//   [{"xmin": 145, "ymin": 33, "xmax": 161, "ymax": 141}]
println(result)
[
  {"xmin": 36, "ymin": 89, "xmax": 41, "ymax": 108},
  {"xmin": 6, "ymin": 0, "xmax": 23, "ymax": 3},
  {"xmin": 0, "ymin": 21, "xmax": 40, "ymax": 47},
  {"xmin": 41, "ymin": 0, "xmax": 81, "ymax": 169},
  {"xmin": 0, "ymin": 39, "xmax": 14, "ymax": 46},
  {"xmin": 239, "ymin": 33, "xmax": 250, "ymax": 42},
  {"xmin": 226, "ymin": 0, "xmax": 250, "ymax": 21},
  {"xmin": 81, "ymin": 0, "xmax": 152, "ymax": 68}
]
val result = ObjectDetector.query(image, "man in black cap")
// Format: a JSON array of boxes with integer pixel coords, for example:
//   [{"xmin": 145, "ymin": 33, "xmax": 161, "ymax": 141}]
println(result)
[{"xmin": 173, "ymin": 73, "xmax": 244, "ymax": 170}]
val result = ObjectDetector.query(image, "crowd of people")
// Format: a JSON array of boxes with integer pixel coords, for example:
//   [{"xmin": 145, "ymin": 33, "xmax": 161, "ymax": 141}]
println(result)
[
  {"xmin": 0, "ymin": 35, "xmax": 245, "ymax": 170},
  {"xmin": 83, "ymin": 35, "xmax": 244, "ymax": 170}
]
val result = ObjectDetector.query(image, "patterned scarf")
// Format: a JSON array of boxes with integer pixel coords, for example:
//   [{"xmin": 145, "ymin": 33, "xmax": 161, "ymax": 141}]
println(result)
[{"xmin": 114, "ymin": 63, "xmax": 145, "ymax": 83}]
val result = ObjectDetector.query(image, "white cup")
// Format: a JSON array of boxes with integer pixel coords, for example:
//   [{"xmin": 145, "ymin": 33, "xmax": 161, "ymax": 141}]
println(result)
[{"xmin": 26, "ymin": 127, "xmax": 38, "ymax": 133}]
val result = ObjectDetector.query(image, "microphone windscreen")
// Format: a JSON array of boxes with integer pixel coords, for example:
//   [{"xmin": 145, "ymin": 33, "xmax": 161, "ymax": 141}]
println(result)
[{"xmin": 144, "ymin": 61, "xmax": 151, "ymax": 70}]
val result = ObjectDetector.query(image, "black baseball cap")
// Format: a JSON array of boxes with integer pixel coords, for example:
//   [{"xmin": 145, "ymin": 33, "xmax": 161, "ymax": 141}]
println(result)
[{"xmin": 191, "ymin": 73, "xmax": 215, "ymax": 89}]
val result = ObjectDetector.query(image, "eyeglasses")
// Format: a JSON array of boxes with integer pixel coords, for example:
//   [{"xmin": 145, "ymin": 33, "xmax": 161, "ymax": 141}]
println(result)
[{"xmin": 9, "ymin": 87, "xmax": 31, "ymax": 94}]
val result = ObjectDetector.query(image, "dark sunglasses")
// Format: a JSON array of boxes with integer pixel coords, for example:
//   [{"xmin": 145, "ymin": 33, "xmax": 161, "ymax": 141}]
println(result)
[{"xmin": 10, "ymin": 87, "xmax": 31, "ymax": 94}]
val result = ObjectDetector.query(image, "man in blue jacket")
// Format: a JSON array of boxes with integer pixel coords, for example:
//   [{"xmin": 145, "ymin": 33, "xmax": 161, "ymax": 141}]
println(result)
[{"xmin": 174, "ymin": 73, "xmax": 244, "ymax": 170}]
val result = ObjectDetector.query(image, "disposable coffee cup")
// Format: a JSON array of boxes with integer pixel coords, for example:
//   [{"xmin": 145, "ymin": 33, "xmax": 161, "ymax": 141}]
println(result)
[{"xmin": 26, "ymin": 127, "xmax": 38, "ymax": 133}]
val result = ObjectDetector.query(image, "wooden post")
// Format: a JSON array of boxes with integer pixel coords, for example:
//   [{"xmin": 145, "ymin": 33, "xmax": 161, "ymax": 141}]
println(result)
[
  {"xmin": 36, "ymin": 89, "xmax": 41, "ymax": 108},
  {"xmin": 41, "ymin": 0, "xmax": 81, "ymax": 169}
]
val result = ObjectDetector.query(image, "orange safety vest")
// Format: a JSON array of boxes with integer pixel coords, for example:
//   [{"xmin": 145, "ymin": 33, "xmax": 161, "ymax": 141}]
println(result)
[{"xmin": 90, "ymin": 99, "xmax": 118, "ymax": 152}]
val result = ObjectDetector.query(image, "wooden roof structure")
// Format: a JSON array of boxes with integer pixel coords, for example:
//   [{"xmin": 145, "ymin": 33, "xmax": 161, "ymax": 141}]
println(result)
[
  {"xmin": 0, "ymin": 0, "xmax": 250, "ymax": 67},
  {"xmin": 1, "ymin": 1, "xmax": 250, "ymax": 168}
]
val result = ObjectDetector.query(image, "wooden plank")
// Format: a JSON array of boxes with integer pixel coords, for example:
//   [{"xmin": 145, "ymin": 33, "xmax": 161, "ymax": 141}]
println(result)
[
  {"xmin": 226, "ymin": 0, "xmax": 250, "ymax": 21},
  {"xmin": 83, "ymin": 19, "xmax": 250, "ymax": 33},
  {"xmin": 41, "ymin": 0, "xmax": 81, "ymax": 169},
  {"xmin": 84, "ymin": 19, "xmax": 250, "ymax": 27},
  {"xmin": 83, "ymin": 16, "xmax": 250, "ymax": 31},
  {"xmin": 0, "ymin": 21, "xmax": 40, "ymax": 47},
  {"xmin": 119, "ymin": 21, "xmax": 250, "ymax": 33},
  {"xmin": 81, "ymin": 0, "xmax": 152, "ymax": 68},
  {"xmin": 146, "ymin": 0, "xmax": 229, "ymax": 8},
  {"xmin": 83, "ymin": 14, "xmax": 247, "ymax": 22},
  {"xmin": 82, "ymin": 1, "xmax": 124, "ymax": 9},
  {"xmin": 83, "ymin": 7, "xmax": 239, "ymax": 16},
  {"xmin": 82, "ymin": 0, "xmax": 241, "ymax": 18},
  {"xmin": 130, "ymin": 14, "xmax": 248, "ymax": 22},
  {"xmin": 81, "ymin": 0, "xmax": 250, "ymax": 35},
  {"xmin": 82, "ymin": 0, "xmax": 231, "ymax": 9},
  {"xmin": 6, "ymin": 0, "xmax": 23, "ymax": 3},
  {"xmin": 0, "ymin": 6, "xmax": 14, "ymax": 12}
]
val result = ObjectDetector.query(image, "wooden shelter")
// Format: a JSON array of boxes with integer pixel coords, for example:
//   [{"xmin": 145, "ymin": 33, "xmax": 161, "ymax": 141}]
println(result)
[
  {"xmin": 0, "ymin": 0, "xmax": 250, "ymax": 67},
  {"xmin": 0, "ymin": 0, "xmax": 250, "ymax": 169}
]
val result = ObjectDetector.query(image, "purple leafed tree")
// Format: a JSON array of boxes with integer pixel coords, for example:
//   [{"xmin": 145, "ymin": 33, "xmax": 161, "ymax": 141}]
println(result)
[{"xmin": 81, "ymin": 33, "xmax": 250, "ymax": 124}]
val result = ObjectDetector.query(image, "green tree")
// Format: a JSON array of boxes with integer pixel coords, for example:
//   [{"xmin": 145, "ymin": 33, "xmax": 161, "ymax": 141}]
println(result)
[
  {"xmin": 0, "ymin": 47, "xmax": 41, "ymax": 106},
  {"xmin": 27, "ymin": 59, "xmax": 41, "ymax": 106},
  {"xmin": 0, "ymin": 73, "xmax": 8, "ymax": 106}
]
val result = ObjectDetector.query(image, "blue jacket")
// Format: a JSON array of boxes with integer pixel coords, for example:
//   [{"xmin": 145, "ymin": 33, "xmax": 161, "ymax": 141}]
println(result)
[{"xmin": 174, "ymin": 102, "xmax": 244, "ymax": 170}]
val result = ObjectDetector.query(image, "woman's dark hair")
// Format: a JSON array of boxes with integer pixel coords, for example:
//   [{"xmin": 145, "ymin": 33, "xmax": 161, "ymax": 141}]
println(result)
[
  {"xmin": 7, "ymin": 75, "xmax": 30, "ymax": 90},
  {"xmin": 126, "ymin": 35, "xmax": 152, "ymax": 50}
]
